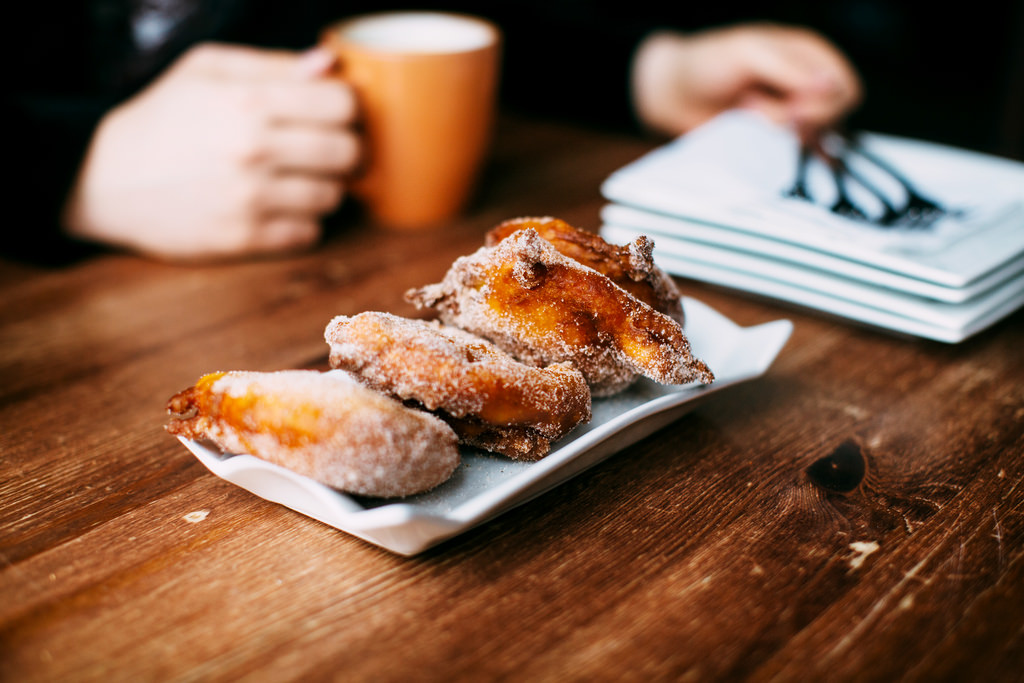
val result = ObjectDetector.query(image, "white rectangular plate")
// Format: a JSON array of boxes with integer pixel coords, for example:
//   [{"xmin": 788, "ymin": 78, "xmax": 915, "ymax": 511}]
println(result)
[
  {"xmin": 602, "ymin": 220, "xmax": 1024, "ymax": 343},
  {"xmin": 600, "ymin": 110, "xmax": 1024, "ymax": 288},
  {"xmin": 601, "ymin": 203, "xmax": 1024, "ymax": 304},
  {"xmin": 180, "ymin": 298, "xmax": 792, "ymax": 556}
]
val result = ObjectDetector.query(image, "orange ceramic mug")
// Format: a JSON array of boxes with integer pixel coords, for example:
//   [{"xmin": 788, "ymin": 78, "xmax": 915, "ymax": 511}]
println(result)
[{"xmin": 322, "ymin": 12, "xmax": 502, "ymax": 230}]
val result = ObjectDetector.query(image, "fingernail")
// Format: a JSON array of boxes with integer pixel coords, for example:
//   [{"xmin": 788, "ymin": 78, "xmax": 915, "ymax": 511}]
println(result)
[{"xmin": 295, "ymin": 47, "xmax": 336, "ymax": 78}]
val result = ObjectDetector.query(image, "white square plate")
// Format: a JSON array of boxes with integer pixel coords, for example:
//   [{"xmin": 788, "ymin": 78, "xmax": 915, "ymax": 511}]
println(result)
[
  {"xmin": 601, "ymin": 204, "xmax": 1024, "ymax": 304},
  {"xmin": 601, "ymin": 110, "xmax": 1024, "ymax": 288},
  {"xmin": 602, "ymin": 219, "xmax": 1024, "ymax": 343},
  {"xmin": 180, "ymin": 298, "xmax": 792, "ymax": 556}
]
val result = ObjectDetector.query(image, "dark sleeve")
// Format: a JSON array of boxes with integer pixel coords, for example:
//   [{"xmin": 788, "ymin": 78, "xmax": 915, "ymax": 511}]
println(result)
[
  {"xmin": 451, "ymin": 1, "xmax": 783, "ymax": 132},
  {"xmin": 223, "ymin": 0, "xmax": 666, "ymax": 132},
  {"xmin": 5, "ymin": 95, "xmax": 112, "ymax": 264},
  {"xmin": 452, "ymin": 1, "xmax": 660, "ymax": 132},
  {"xmin": 491, "ymin": 4, "xmax": 654, "ymax": 131},
  {"xmin": 2, "ymin": 1, "xmax": 110, "ymax": 263},
  {"xmin": 2, "ymin": 0, "xmax": 247, "ymax": 264},
  {"xmin": 255, "ymin": 0, "xmax": 666, "ymax": 131}
]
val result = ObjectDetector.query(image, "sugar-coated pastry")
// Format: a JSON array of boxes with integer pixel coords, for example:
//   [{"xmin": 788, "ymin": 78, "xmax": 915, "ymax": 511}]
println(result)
[
  {"xmin": 165, "ymin": 369, "xmax": 460, "ymax": 498},
  {"xmin": 486, "ymin": 216, "xmax": 685, "ymax": 324},
  {"xmin": 406, "ymin": 228, "xmax": 714, "ymax": 396},
  {"xmin": 325, "ymin": 312, "xmax": 591, "ymax": 460}
]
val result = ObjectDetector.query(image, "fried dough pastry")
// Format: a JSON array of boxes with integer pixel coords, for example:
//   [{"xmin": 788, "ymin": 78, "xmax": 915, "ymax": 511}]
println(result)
[
  {"xmin": 325, "ymin": 312, "xmax": 591, "ymax": 460},
  {"xmin": 486, "ymin": 216, "xmax": 685, "ymax": 324},
  {"xmin": 166, "ymin": 369, "xmax": 459, "ymax": 498},
  {"xmin": 406, "ymin": 228, "xmax": 714, "ymax": 396}
]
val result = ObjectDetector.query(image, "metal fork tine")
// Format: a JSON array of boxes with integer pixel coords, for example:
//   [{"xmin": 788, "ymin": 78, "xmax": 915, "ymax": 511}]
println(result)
[
  {"xmin": 810, "ymin": 134, "xmax": 875, "ymax": 224},
  {"xmin": 831, "ymin": 153, "xmax": 902, "ymax": 226},
  {"xmin": 827, "ymin": 161, "xmax": 870, "ymax": 222},
  {"xmin": 782, "ymin": 137, "xmax": 873, "ymax": 223},
  {"xmin": 784, "ymin": 144, "xmax": 813, "ymax": 201},
  {"xmin": 844, "ymin": 132, "xmax": 949, "ymax": 228},
  {"xmin": 781, "ymin": 130, "xmax": 952, "ymax": 230}
]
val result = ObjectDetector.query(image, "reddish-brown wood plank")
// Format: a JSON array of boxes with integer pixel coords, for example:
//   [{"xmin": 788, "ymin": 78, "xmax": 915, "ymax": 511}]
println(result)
[{"xmin": 2, "ymin": 114, "xmax": 1022, "ymax": 682}]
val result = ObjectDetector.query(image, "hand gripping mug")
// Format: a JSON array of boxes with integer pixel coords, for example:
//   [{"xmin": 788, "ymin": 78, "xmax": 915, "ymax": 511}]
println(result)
[{"xmin": 322, "ymin": 12, "xmax": 502, "ymax": 230}]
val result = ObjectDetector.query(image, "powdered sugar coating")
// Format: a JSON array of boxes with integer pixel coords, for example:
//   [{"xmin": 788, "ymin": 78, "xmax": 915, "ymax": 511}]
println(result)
[
  {"xmin": 406, "ymin": 228, "xmax": 714, "ymax": 396},
  {"xmin": 325, "ymin": 312, "xmax": 592, "ymax": 460},
  {"xmin": 486, "ymin": 216, "xmax": 686, "ymax": 324},
  {"xmin": 166, "ymin": 370, "xmax": 459, "ymax": 498}
]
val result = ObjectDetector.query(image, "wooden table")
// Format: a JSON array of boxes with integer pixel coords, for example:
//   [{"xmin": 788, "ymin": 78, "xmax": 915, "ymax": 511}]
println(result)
[{"xmin": 2, "ymin": 114, "xmax": 1022, "ymax": 682}]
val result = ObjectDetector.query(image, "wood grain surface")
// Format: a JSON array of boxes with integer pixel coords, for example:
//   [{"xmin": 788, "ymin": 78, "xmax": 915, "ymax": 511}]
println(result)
[{"xmin": 2, "ymin": 114, "xmax": 1022, "ymax": 682}]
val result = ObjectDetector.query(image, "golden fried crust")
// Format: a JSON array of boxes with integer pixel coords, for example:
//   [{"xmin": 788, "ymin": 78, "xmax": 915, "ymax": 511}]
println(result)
[
  {"xmin": 325, "ymin": 312, "xmax": 592, "ymax": 460},
  {"xmin": 439, "ymin": 415, "xmax": 550, "ymax": 461},
  {"xmin": 486, "ymin": 216, "xmax": 685, "ymax": 324},
  {"xmin": 166, "ymin": 370, "xmax": 460, "ymax": 498},
  {"xmin": 406, "ymin": 228, "xmax": 714, "ymax": 396}
]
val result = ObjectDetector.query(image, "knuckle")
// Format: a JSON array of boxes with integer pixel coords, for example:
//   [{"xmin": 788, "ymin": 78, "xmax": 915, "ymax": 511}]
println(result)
[
  {"xmin": 238, "ymin": 130, "xmax": 271, "ymax": 166},
  {"xmin": 331, "ymin": 84, "xmax": 359, "ymax": 121},
  {"xmin": 219, "ymin": 223, "xmax": 254, "ymax": 250},
  {"xmin": 323, "ymin": 181, "xmax": 346, "ymax": 209},
  {"xmin": 307, "ymin": 181, "xmax": 343, "ymax": 212},
  {"xmin": 313, "ymin": 82, "xmax": 359, "ymax": 123},
  {"xmin": 337, "ymin": 132, "xmax": 363, "ymax": 171},
  {"xmin": 260, "ymin": 216, "xmax": 322, "ymax": 251},
  {"xmin": 290, "ymin": 219, "xmax": 322, "ymax": 247},
  {"xmin": 224, "ymin": 83, "xmax": 267, "ymax": 117},
  {"xmin": 229, "ymin": 175, "xmax": 267, "ymax": 217},
  {"xmin": 222, "ymin": 115, "xmax": 271, "ymax": 166},
  {"xmin": 313, "ymin": 130, "xmax": 362, "ymax": 174}
]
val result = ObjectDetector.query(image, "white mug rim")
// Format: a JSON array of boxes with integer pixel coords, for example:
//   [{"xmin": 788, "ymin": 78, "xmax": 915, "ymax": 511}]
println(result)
[{"xmin": 330, "ymin": 12, "xmax": 498, "ymax": 55}]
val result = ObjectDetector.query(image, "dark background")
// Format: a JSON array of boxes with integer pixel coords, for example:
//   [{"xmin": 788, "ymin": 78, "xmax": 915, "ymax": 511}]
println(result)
[
  {"xmin": 6, "ymin": 0, "xmax": 1022, "ymax": 263},
  {"xmin": 710, "ymin": 0, "xmax": 1024, "ymax": 160},
  {"xmin": 490, "ymin": 0, "xmax": 1024, "ymax": 160},
  {"xmin": 14, "ymin": 0, "xmax": 1023, "ymax": 158}
]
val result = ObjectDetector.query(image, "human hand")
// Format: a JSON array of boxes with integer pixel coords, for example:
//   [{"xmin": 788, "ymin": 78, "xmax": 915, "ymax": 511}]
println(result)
[
  {"xmin": 62, "ymin": 43, "xmax": 361, "ymax": 261},
  {"xmin": 631, "ymin": 23, "xmax": 862, "ymax": 139}
]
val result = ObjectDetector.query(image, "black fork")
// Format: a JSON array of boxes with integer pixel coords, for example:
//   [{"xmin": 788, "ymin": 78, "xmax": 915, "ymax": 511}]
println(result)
[
  {"xmin": 827, "ymin": 159, "xmax": 871, "ymax": 223},
  {"xmin": 784, "ymin": 144, "xmax": 813, "ymax": 201},
  {"xmin": 829, "ymin": 149, "xmax": 902, "ymax": 225},
  {"xmin": 845, "ymin": 133, "xmax": 956, "ymax": 227},
  {"xmin": 784, "ymin": 131, "xmax": 954, "ymax": 229}
]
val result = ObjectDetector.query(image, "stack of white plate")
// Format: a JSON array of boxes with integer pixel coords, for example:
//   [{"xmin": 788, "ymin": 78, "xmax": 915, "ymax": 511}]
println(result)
[{"xmin": 600, "ymin": 111, "xmax": 1024, "ymax": 343}]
